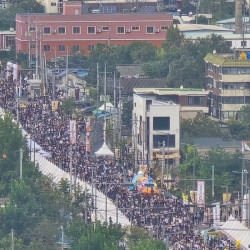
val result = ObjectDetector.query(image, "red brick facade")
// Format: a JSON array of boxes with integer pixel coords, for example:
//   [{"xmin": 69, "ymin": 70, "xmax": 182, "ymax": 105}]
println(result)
[{"xmin": 15, "ymin": 2, "xmax": 173, "ymax": 58}]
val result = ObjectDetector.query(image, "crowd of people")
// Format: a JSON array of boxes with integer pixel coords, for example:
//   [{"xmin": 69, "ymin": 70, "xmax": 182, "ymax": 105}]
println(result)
[{"xmin": 0, "ymin": 73, "xmax": 235, "ymax": 249}]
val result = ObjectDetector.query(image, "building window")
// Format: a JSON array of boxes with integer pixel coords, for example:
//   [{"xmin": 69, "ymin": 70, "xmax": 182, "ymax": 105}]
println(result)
[
  {"xmin": 75, "ymin": 9, "xmax": 79, "ymax": 15},
  {"xmin": 88, "ymin": 45, "xmax": 94, "ymax": 51},
  {"xmin": 226, "ymin": 41, "xmax": 232, "ymax": 47},
  {"xmin": 117, "ymin": 26, "xmax": 125, "ymax": 34},
  {"xmin": 58, "ymin": 45, "xmax": 65, "ymax": 51},
  {"xmin": 30, "ymin": 42, "xmax": 36, "ymax": 49},
  {"xmin": 153, "ymin": 117, "xmax": 170, "ymax": 130},
  {"xmin": 161, "ymin": 26, "xmax": 168, "ymax": 30},
  {"xmin": 72, "ymin": 45, "xmax": 80, "ymax": 52},
  {"xmin": 73, "ymin": 27, "xmax": 80, "ymax": 34},
  {"xmin": 29, "ymin": 27, "xmax": 36, "ymax": 32},
  {"xmin": 88, "ymin": 27, "xmax": 96, "ymax": 34},
  {"xmin": 51, "ymin": 2, "xmax": 56, "ymax": 6},
  {"xmin": 146, "ymin": 26, "xmax": 154, "ymax": 33},
  {"xmin": 222, "ymin": 96, "xmax": 244, "ymax": 104},
  {"xmin": 44, "ymin": 27, "xmax": 51, "ymax": 34},
  {"xmin": 131, "ymin": 26, "xmax": 139, "ymax": 31},
  {"xmin": 146, "ymin": 100, "xmax": 152, "ymax": 111},
  {"xmin": 44, "ymin": 45, "xmax": 50, "ymax": 51},
  {"xmin": 58, "ymin": 27, "xmax": 66, "ymax": 34},
  {"xmin": 5, "ymin": 36, "xmax": 15, "ymax": 48},
  {"xmin": 153, "ymin": 134, "xmax": 175, "ymax": 148},
  {"xmin": 241, "ymin": 41, "xmax": 247, "ymax": 47},
  {"xmin": 102, "ymin": 26, "xmax": 110, "ymax": 31},
  {"xmin": 188, "ymin": 96, "xmax": 203, "ymax": 105}
]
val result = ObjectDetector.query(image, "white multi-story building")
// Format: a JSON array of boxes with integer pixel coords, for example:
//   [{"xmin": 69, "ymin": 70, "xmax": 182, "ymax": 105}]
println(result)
[
  {"xmin": 133, "ymin": 93, "xmax": 180, "ymax": 168},
  {"xmin": 37, "ymin": 0, "xmax": 66, "ymax": 13}
]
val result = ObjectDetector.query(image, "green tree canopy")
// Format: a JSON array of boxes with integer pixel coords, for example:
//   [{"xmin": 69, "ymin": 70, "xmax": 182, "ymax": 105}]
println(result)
[
  {"xmin": 180, "ymin": 112, "xmax": 223, "ymax": 138},
  {"xmin": 228, "ymin": 105, "xmax": 250, "ymax": 140},
  {"xmin": 68, "ymin": 219, "xmax": 125, "ymax": 250}
]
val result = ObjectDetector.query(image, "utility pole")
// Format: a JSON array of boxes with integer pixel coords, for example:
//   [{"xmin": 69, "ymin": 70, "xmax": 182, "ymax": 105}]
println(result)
[
  {"xmin": 113, "ymin": 71, "xmax": 116, "ymax": 151},
  {"xmin": 193, "ymin": 155, "xmax": 196, "ymax": 192},
  {"xmin": 118, "ymin": 79, "xmax": 122, "ymax": 143},
  {"xmin": 166, "ymin": 234, "xmax": 169, "ymax": 250},
  {"xmin": 16, "ymin": 96, "xmax": 19, "ymax": 123},
  {"xmin": 20, "ymin": 148, "xmax": 23, "ymax": 179},
  {"xmin": 161, "ymin": 141, "xmax": 165, "ymax": 186},
  {"xmin": 85, "ymin": 184, "xmax": 88, "ymax": 223},
  {"xmin": 105, "ymin": 184, "xmax": 108, "ymax": 225},
  {"xmin": 61, "ymin": 225, "xmax": 64, "ymax": 250},
  {"xmin": 69, "ymin": 144, "xmax": 73, "ymax": 198},
  {"xmin": 134, "ymin": 116, "xmax": 138, "ymax": 169},
  {"xmin": 242, "ymin": 169, "xmax": 244, "ymax": 202},
  {"xmin": 96, "ymin": 63, "xmax": 99, "ymax": 115},
  {"xmin": 116, "ymin": 194, "xmax": 119, "ymax": 224},
  {"xmin": 33, "ymin": 139, "xmax": 35, "ymax": 164},
  {"xmin": 40, "ymin": 31, "xmax": 44, "ymax": 94},
  {"xmin": 11, "ymin": 228, "xmax": 14, "ymax": 250},
  {"xmin": 212, "ymin": 165, "xmax": 214, "ymax": 199},
  {"xmin": 27, "ymin": 13, "xmax": 31, "ymax": 68},
  {"xmin": 94, "ymin": 182, "xmax": 97, "ymax": 223},
  {"xmin": 35, "ymin": 22, "xmax": 39, "ymax": 79},
  {"xmin": 166, "ymin": 134, "xmax": 169, "ymax": 180},
  {"xmin": 52, "ymin": 74, "xmax": 55, "ymax": 101},
  {"xmin": 66, "ymin": 47, "xmax": 68, "ymax": 91},
  {"xmin": 104, "ymin": 63, "xmax": 107, "ymax": 142}
]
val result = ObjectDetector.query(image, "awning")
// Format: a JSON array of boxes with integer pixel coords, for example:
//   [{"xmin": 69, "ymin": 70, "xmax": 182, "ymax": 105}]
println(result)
[{"xmin": 220, "ymin": 216, "xmax": 250, "ymax": 249}]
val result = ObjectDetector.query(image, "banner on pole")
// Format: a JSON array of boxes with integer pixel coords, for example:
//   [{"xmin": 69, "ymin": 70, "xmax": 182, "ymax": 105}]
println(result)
[
  {"xmin": 197, "ymin": 180, "xmax": 205, "ymax": 208},
  {"xmin": 69, "ymin": 120, "xmax": 76, "ymax": 144},
  {"xmin": 212, "ymin": 202, "xmax": 220, "ymax": 228}
]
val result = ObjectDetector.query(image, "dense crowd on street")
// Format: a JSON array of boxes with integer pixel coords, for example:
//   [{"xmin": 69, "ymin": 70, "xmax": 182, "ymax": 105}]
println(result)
[{"xmin": 0, "ymin": 73, "xmax": 235, "ymax": 249}]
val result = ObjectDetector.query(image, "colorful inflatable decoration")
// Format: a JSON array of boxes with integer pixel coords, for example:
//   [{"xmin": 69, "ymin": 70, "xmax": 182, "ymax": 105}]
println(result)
[{"xmin": 131, "ymin": 171, "xmax": 159, "ymax": 194}]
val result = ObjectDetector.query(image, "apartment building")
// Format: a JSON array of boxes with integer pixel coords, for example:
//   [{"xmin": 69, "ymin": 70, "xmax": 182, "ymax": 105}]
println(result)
[
  {"xmin": 205, "ymin": 52, "xmax": 250, "ymax": 120},
  {"xmin": 37, "ymin": 0, "xmax": 66, "ymax": 13}
]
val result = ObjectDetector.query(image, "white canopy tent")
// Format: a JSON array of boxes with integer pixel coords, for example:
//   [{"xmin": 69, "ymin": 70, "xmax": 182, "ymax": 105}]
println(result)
[
  {"xmin": 95, "ymin": 142, "xmax": 114, "ymax": 157},
  {"xmin": 38, "ymin": 149, "xmax": 52, "ymax": 158},
  {"xmin": 98, "ymin": 102, "xmax": 114, "ymax": 111},
  {"xmin": 220, "ymin": 216, "xmax": 250, "ymax": 249},
  {"xmin": 27, "ymin": 138, "xmax": 42, "ymax": 152}
]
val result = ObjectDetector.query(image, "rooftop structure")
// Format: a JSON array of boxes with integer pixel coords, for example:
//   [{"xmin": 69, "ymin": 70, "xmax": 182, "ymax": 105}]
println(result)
[{"xmin": 133, "ymin": 87, "xmax": 209, "ymax": 119}]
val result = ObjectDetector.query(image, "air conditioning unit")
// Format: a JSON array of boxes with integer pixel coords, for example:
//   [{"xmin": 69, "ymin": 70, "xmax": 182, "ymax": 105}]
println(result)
[
  {"xmin": 126, "ymin": 29, "xmax": 131, "ymax": 33},
  {"xmin": 52, "ymin": 30, "xmax": 57, "ymax": 34},
  {"xmin": 96, "ymin": 29, "xmax": 102, "ymax": 33},
  {"xmin": 155, "ymin": 29, "xmax": 160, "ymax": 33}
]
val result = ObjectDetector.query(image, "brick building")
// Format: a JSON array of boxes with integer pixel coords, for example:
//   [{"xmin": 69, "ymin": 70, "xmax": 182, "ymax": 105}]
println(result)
[{"xmin": 15, "ymin": 1, "xmax": 173, "ymax": 58}]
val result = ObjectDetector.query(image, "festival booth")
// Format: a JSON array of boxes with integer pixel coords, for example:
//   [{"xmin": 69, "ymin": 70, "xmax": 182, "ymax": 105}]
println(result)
[
  {"xmin": 220, "ymin": 216, "xmax": 250, "ymax": 249},
  {"xmin": 93, "ymin": 102, "xmax": 116, "ymax": 118},
  {"xmin": 95, "ymin": 142, "xmax": 114, "ymax": 157}
]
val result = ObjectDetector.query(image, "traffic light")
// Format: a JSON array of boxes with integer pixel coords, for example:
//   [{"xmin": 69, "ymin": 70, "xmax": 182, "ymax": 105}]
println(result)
[{"xmin": 2, "ymin": 154, "xmax": 7, "ymax": 159}]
